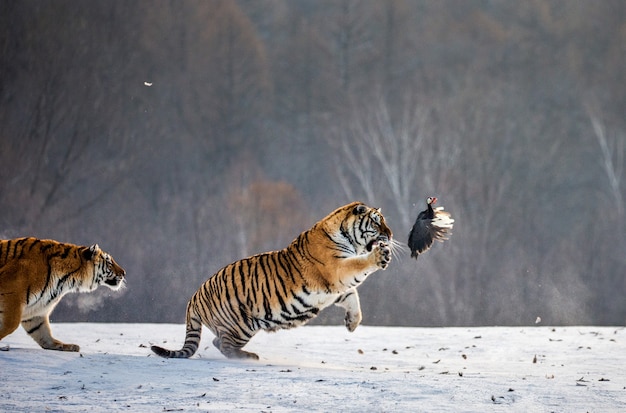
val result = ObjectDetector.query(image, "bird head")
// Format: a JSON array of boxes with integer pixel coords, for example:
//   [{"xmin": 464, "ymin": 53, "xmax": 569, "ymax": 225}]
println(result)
[{"xmin": 427, "ymin": 197, "xmax": 437, "ymax": 205}]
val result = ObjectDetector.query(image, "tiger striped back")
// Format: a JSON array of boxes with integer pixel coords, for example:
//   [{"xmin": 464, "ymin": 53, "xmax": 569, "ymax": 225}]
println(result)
[{"xmin": 151, "ymin": 202, "xmax": 392, "ymax": 360}]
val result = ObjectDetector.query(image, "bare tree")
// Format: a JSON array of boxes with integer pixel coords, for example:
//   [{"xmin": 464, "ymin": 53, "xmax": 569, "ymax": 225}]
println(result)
[
  {"xmin": 329, "ymin": 92, "xmax": 455, "ymax": 228},
  {"xmin": 587, "ymin": 104, "xmax": 625, "ymax": 217},
  {"xmin": 583, "ymin": 101, "xmax": 626, "ymax": 324},
  {"xmin": 0, "ymin": 2, "xmax": 134, "ymax": 234}
]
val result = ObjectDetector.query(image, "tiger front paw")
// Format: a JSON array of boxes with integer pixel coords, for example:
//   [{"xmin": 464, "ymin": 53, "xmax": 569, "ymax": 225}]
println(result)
[
  {"xmin": 63, "ymin": 343, "xmax": 80, "ymax": 352},
  {"xmin": 42, "ymin": 341, "xmax": 80, "ymax": 352},
  {"xmin": 373, "ymin": 241, "xmax": 391, "ymax": 270},
  {"xmin": 344, "ymin": 310, "xmax": 362, "ymax": 332}
]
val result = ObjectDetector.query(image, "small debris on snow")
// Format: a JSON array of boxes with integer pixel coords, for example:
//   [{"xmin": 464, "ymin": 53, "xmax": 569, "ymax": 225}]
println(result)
[{"xmin": 1, "ymin": 324, "xmax": 622, "ymax": 412}]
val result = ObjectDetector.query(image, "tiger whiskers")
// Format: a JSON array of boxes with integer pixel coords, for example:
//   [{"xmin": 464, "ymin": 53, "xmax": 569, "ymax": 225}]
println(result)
[{"xmin": 389, "ymin": 238, "xmax": 406, "ymax": 261}]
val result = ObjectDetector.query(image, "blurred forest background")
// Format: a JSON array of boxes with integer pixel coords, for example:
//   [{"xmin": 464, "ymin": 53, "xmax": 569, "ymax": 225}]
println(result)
[{"xmin": 1, "ymin": 0, "xmax": 624, "ymax": 327}]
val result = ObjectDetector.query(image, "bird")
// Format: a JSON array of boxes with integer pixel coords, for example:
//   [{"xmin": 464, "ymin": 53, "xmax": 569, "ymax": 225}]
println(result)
[{"xmin": 408, "ymin": 197, "xmax": 454, "ymax": 259}]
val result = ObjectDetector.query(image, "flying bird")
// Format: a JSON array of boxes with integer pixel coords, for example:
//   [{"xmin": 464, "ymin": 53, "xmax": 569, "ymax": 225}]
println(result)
[{"xmin": 408, "ymin": 197, "xmax": 454, "ymax": 259}]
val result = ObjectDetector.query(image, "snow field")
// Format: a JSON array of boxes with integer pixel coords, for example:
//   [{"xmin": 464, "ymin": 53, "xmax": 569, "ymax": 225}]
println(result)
[{"xmin": 1, "ymin": 323, "xmax": 624, "ymax": 412}]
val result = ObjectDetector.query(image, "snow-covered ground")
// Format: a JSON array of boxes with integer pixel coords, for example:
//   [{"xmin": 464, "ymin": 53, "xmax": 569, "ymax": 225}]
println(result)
[{"xmin": 1, "ymin": 323, "xmax": 624, "ymax": 412}]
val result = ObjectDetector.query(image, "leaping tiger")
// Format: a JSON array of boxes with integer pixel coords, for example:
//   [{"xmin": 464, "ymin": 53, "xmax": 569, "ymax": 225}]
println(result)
[{"xmin": 151, "ymin": 202, "xmax": 392, "ymax": 360}]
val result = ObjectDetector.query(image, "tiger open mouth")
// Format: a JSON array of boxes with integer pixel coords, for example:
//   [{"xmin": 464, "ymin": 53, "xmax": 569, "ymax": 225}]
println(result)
[
  {"xmin": 104, "ymin": 275, "xmax": 126, "ymax": 289},
  {"xmin": 366, "ymin": 234, "xmax": 389, "ymax": 252}
]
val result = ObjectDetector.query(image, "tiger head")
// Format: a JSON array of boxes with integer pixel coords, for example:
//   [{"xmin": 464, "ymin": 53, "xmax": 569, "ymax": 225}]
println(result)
[
  {"xmin": 332, "ymin": 202, "xmax": 393, "ymax": 255},
  {"xmin": 81, "ymin": 244, "xmax": 126, "ymax": 291}
]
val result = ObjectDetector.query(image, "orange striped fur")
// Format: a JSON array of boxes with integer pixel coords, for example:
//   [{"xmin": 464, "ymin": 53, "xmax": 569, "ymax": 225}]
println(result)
[
  {"xmin": 152, "ymin": 202, "xmax": 392, "ymax": 360},
  {"xmin": 0, "ymin": 237, "xmax": 125, "ymax": 351}
]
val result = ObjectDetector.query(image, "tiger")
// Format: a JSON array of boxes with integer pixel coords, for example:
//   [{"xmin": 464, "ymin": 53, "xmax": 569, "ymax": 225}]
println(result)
[
  {"xmin": 151, "ymin": 201, "xmax": 393, "ymax": 361},
  {"xmin": 0, "ymin": 237, "xmax": 126, "ymax": 351}
]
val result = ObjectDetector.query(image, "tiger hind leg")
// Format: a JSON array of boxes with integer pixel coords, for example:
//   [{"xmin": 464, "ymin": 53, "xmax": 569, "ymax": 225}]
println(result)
[
  {"xmin": 21, "ymin": 315, "xmax": 80, "ymax": 351},
  {"xmin": 212, "ymin": 334, "xmax": 259, "ymax": 360}
]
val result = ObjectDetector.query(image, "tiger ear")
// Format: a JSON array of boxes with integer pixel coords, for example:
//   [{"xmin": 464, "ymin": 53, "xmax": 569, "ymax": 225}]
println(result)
[
  {"xmin": 353, "ymin": 204, "xmax": 367, "ymax": 215},
  {"xmin": 82, "ymin": 244, "xmax": 100, "ymax": 261}
]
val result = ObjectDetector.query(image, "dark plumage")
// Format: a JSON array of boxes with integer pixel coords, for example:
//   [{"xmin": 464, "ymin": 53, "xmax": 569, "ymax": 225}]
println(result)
[{"xmin": 408, "ymin": 197, "xmax": 454, "ymax": 259}]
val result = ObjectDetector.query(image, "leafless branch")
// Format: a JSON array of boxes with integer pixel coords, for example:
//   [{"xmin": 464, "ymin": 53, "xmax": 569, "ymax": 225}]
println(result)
[{"xmin": 587, "ymin": 106, "xmax": 624, "ymax": 216}]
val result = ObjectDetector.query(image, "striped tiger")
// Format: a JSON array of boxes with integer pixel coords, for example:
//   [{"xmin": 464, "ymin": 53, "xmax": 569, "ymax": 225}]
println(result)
[
  {"xmin": 0, "ymin": 237, "xmax": 126, "ymax": 351},
  {"xmin": 151, "ymin": 202, "xmax": 393, "ymax": 360}
]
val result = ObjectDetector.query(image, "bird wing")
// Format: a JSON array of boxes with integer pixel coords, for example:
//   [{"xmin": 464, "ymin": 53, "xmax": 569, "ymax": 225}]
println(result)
[{"xmin": 408, "ymin": 208, "xmax": 454, "ymax": 259}]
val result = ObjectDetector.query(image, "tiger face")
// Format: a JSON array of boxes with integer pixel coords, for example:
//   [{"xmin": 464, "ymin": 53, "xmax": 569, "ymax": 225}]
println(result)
[
  {"xmin": 337, "ymin": 202, "xmax": 393, "ymax": 256},
  {"xmin": 84, "ymin": 244, "xmax": 126, "ymax": 291}
]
